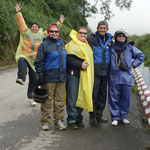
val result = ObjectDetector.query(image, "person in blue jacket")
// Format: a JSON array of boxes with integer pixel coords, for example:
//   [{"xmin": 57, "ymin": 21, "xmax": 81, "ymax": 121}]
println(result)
[
  {"xmin": 34, "ymin": 23, "xmax": 67, "ymax": 131},
  {"xmin": 108, "ymin": 30, "xmax": 145, "ymax": 126},
  {"xmin": 87, "ymin": 21, "xmax": 113, "ymax": 125}
]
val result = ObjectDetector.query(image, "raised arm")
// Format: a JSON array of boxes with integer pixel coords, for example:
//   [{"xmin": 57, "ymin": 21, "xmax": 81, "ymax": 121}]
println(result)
[
  {"xmin": 15, "ymin": 3, "xmax": 27, "ymax": 34},
  {"xmin": 57, "ymin": 14, "xmax": 64, "ymax": 28}
]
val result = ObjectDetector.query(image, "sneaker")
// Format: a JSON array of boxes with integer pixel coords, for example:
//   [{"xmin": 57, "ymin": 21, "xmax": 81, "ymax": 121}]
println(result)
[
  {"xmin": 90, "ymin": 116, "xmax": 98, "ymax": 126},
  {"xmin": 16, "ymin": 78, "xmax": 25, "ymax": 85},
  {"xmin": 42, "ymin": 125, "xmax": 49, "ymax": 131},
  {"xmin": 97, "ymin": 116, "xmax": 108, "ymax": 123},
  {"xmin": 122, "ymin": 119, "xmax": 130, "ymax": 124},
  {"xmin": 68, "ymin": 122, "xmax": 78, "ymax": 130},
  {"xmin": 55, "ymin": 120, "xmax": 66, "ymax": 130},
  {"xmin": 112, "ymin": 120, "xmax": 118, "ymax": 126},
  {"xmin": 28, "ymin": 99, "xmax": 36, "ymax": 107},
  {"xmin": 76, "ymin": 120, "xmax": 85, "ymax": 127}
]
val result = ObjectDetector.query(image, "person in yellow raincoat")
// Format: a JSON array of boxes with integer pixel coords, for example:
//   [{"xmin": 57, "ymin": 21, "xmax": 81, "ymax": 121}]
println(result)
[
  {"xmin": 14, "ymin": 3, "xmax": 64, "ymax": 106},
  {"xmin": 65, "ymin": 27, "xmax": 94, "ymax": 130}
]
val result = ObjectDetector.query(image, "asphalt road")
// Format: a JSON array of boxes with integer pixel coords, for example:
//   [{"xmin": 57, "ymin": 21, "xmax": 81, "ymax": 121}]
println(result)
[{"xmin": 0, "ymin": 67, "xmax": 150, "ymax": 150}]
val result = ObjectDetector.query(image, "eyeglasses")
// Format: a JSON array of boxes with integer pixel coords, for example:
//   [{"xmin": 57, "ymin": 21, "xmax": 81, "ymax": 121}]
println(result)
[
  {"xmin": 49, "ymin": 30, "xmax": 59, "ymax": 33},
  {"xmin": 118, "ymin": 35, "xmax": 126, "ymax": 38},
  {"xmin": 78, "ymin": 32, "xmax": 88, "ymax": 35}
]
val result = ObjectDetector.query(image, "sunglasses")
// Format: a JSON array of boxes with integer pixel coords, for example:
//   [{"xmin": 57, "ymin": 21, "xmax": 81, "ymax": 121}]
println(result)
[
  {"xmin": 49, "ymin": 30, "xmax": 59, "ymax": 33},
  {"xmin": 78, "ymin": 32, "xmax": 88, "ymax": 35}
]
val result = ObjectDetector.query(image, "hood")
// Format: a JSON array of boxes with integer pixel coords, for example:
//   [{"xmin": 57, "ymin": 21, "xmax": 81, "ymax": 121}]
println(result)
[{"xmin": 70, "ymin": 29, "xmax": 88, "ymax": 45}]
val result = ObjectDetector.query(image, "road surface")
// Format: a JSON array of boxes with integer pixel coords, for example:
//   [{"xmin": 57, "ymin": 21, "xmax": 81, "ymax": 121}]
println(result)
[{"xmin": 0, "ymin": 67, "xmax": 150, "ymax": 150}]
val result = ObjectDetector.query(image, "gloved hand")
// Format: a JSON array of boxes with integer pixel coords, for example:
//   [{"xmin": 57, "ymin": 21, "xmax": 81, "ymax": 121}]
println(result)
[{"xmin": 37, "ymin": 74, "xmax": 45, "ymax": 85}]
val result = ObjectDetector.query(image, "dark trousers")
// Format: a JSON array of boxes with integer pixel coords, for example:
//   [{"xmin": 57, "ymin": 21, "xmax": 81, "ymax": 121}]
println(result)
[
  {"xmin": 66, "ymin": 75, "xmax": 83, "ymax": 124},
  {"xmin": 17, "ymin": 57, "xmax": 37, "ymax": 99},
  {"xmin": 89, "ymin": 75, "xmax": 108, "ymax": 118}
]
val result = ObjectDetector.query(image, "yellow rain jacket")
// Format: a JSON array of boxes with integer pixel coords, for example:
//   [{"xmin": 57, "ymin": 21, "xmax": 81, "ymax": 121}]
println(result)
[
  {"xmin": 15, "ymin": 12, "xmax": 62, "ymax": 71},
  {"xmin": 65, "ymin": 30, "xmax": 94, "ymax": 112}
]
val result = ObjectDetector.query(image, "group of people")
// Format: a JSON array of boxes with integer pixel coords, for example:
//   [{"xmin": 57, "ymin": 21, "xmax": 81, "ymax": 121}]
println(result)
[{"xmin": 14, "ymin": 4, "xmax": 145, "ymax": 131}]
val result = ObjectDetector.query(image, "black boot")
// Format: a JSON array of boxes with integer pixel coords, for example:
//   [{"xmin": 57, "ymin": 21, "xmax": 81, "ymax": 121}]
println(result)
[
  {"xmin": 89, "ymin": 116, "xmax": 98, "ymax": 126},
  {"xmin": 96, "ymin": 116, "xmax": 108, "ymax": 123},
  {"xmin": 76, "ymin": 120, "xmax": 85, "ymax": 127},
  {"xmin": 68, "ymin": 122, "xmax": 78, "ymax": 130}
]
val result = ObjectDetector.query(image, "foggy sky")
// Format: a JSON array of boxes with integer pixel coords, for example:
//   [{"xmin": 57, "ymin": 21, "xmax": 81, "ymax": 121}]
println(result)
[{"xmin": 87, "ymin": 0, "xmax": 150, "ymax": 36}]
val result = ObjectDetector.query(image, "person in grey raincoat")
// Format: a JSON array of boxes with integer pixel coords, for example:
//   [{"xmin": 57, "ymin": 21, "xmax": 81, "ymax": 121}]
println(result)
[{"xmin": 108, "ymin": 30, "xmax": 145, "ymax": 126}]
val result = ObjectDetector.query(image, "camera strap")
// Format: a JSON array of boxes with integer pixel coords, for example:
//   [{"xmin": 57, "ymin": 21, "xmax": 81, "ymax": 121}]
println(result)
[
  {"xmin": 120, "ymin": 48, "xmax": 126, "ymax": 63},
  {"xmin": 114, "ymin": 48, "xmax": 126, "ymax": 69}
]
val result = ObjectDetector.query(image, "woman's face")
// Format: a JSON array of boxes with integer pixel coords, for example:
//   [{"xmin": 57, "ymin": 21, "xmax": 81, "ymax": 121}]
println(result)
[
  {"xmin": 48, "ymin": 26, "xmax": 59, "ymax": 39},
  {"xmin": 77, "ymin": 29, "xmax": 88, "ymax": 42},
  {"xmin": 30, "ymin": 24, "xmax": 39, "ymax": 33},
  {"xmin": 116, "ymin": 34, "xmax": 126, "ymax": 42}
]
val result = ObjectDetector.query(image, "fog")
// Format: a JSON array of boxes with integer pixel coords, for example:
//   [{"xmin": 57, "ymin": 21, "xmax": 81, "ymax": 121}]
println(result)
[{"xmin": 87, "ymin": 0, "xmax": 150, "ymax": 35}]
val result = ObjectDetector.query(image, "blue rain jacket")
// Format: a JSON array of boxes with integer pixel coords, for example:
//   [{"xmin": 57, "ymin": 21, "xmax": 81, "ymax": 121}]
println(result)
[
  {"xmin": 87, "ymin": 32, "xmax": 113, "ymax": 75},
  {"xmin": 35, "ymin": 37, "xmax": 67, "ymax": 83},
  {"xmin": 108, "ymin": 44, "xmax": 144, "ymax": 121},
  {"xmin": 109, "ymin": 44, "xmax": 145, "ymax": 86}
]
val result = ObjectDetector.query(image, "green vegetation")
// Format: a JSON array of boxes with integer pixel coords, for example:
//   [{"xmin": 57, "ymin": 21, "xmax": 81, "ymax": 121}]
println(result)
[
  {"xmin": 0, "ymin": 0, "xmax": 96, "ymax": 63},
  {"xmin": 131, "ymin": 84, "xmax": 138, "ymax": 95},
  {"xmin": 129, "ymin": 34, "xmax": 150, "ymax": 67},
  {"xmin": 0, "ymin": 0, "xmax": 136, "ymax": 64}
]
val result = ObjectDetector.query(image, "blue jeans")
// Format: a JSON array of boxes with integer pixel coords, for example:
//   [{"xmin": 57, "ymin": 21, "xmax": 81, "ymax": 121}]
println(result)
[
  {"xmin": 66, "ymin": 75, "xmax": 83, "ymax": 124},
  {"xmin": 17, "ymin": 57, "xmax": 37, "ymax": 99}
]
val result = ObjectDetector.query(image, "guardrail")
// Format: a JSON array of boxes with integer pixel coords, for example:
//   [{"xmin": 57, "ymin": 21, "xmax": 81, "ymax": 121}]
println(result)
[{"xmin": 132, "ymin": 68, "xmax": 150, "ymax": 125}]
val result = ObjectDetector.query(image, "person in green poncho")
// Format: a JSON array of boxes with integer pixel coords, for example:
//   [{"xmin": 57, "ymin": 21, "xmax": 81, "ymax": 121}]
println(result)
[{"xmin": 14, "ymin": 3, "xmax": 64, "ymax": 106}]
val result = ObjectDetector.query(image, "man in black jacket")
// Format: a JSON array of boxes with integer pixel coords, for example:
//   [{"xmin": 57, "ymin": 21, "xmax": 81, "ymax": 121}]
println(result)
[{"xmin": 87, "ymin": 21, "xmax": 113, "ymax": 126}]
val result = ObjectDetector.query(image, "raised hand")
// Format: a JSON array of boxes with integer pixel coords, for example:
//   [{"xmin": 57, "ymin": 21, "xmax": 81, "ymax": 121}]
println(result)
[
  {"xmin": 14, "ymin": 3, "xmax": 22, "ymax": 13},
  {"xmin": 59, "ymin": 14, "xmax": 65, "ymax": 24}
]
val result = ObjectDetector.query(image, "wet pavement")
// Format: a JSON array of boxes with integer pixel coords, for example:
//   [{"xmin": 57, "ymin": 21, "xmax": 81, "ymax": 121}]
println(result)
[{"xmin": 0, "ymin": 67, "xmax": 150, "ymax": 150}]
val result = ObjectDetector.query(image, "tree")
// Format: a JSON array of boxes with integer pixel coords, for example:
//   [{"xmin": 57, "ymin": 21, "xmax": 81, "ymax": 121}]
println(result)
[
  {"xmin": 93, "ymin": 0, "xmax": 133, "ymax": 20},
  {"xmin": 0, "ymin": 0, "xmax": 133, "ymax": 63},
  {"xmin": 45, "ymin": 0, "xmax": 97, "ymax": 30},
  {"xmin": 129, "ymin": 34, "xmax": 150, "ymax": 67}
]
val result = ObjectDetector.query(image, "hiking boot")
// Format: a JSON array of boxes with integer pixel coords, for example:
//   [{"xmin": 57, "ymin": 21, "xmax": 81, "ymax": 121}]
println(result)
[
  {"xmin": 55, "ymin": 120, "xmax": 66, "ymax": 130},
  {"xmin": 28, "ymin": 99, "xmax": 37, "ymax": 107},
  {"xmin": 112, "ymin": 120, "xmax": 118, "ymax": 126},
  {"xmin": 68, "ymin": 122, "xmax": 78, "ymax": 130},
  {"xmin": 122, "ymin": 119, "xmax": 130, "ymax": 124},
  {"xmin": 16, "ymin": 78, "xmax": 25, "ymax": 85},
  {"xmin": 90, "ymin": 116, "xmax": 98, "ymax": 126},
  {"xmin": 96, "ymin": 116, "xmax": 108, "ymax": 123},
  {"xmin": 76, "ymin": 120, "xmax": 85, "ymax": 127},
  {"xmin": 42, "ymin": 125, "xmax": 49, "ymax": 131}
]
